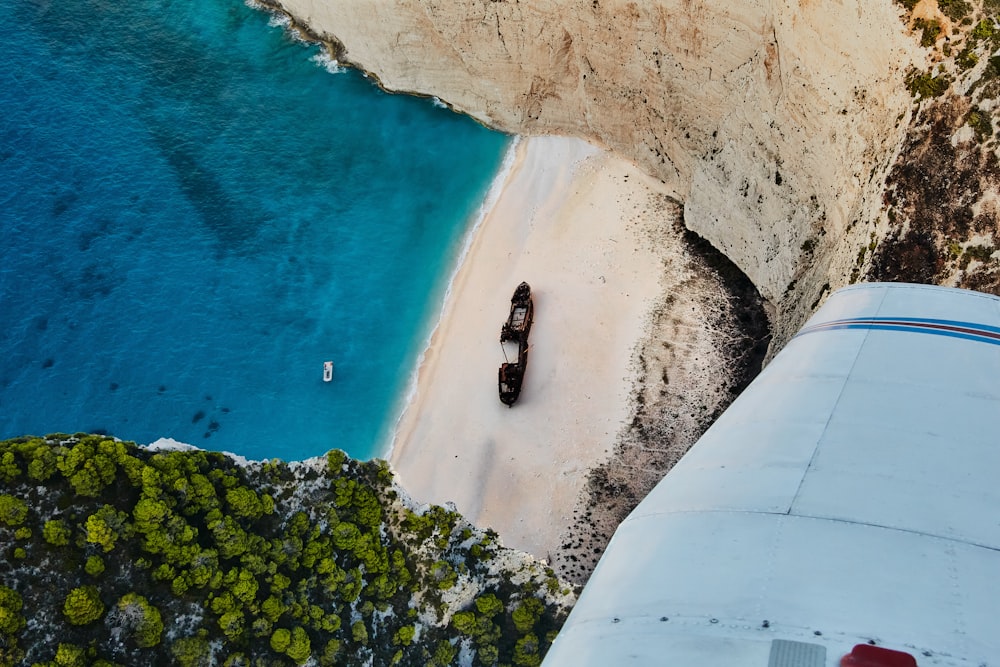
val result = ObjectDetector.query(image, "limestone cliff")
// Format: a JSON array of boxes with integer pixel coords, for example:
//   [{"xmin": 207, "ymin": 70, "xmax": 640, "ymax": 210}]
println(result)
[{"xmin": 271, "ymin": 0, "xmax": 920, "ymax": 346}]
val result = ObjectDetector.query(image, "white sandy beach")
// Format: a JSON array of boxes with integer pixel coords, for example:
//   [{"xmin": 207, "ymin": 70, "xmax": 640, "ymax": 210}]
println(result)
[{"xmin": 390, "ymin": 136, "xmax": 677, "ymax": 558}]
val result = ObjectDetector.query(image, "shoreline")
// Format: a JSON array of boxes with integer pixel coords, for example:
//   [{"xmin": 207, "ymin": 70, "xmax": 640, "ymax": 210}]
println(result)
[
  {"xmin": 380, "ymin": 136, "xmax": 522, "ymax": 463},
  {"xmin": 387, "ymin": 135, "xmax": 678, "ymax": 558}
]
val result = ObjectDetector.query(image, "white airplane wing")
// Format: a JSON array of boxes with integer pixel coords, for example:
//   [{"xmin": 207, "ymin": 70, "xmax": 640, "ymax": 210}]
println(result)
[{"xmin": 543, "ymin": 283, "xmax": 1000, "ymax": 666}]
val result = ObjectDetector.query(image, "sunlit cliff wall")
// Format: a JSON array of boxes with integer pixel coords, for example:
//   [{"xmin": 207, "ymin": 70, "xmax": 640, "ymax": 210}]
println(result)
[{"xmin": 275, "ymin": 0, "xmax": 919, "ymax": 345}]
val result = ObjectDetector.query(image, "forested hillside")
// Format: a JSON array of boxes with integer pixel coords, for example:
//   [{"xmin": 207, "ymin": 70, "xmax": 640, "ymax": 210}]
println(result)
[{"xmin": 0, "ymin": 434, "xmax": 574, "ymax": 666}]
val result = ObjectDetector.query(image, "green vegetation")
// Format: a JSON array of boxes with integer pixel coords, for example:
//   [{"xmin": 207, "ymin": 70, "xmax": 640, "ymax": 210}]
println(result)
[
  {"xmin": 0, "ymin": 495, "xmax": 27, "ymax": 527},
  {"xmin": 63, "ymin": 586, "xmax": 104, "ymax": 626},
  {"xmin": 112, "ymin": 593, "xmax": 164, "ymax": 648},
  {"xmin": 937, "ymin": 0, "xmax": 972, "ymax": 22},
  {"xmin": 957, "ymin": 45, "xmax": 979, "ymax": 70},
  {"xmin": 958, "ymin": 18, "xmax": 1000, "ymax": 72},
  {"xmin": 968, "ymin": 106, "xmax": 994, "ymax": 140},
  {"xmin": 914, "ymin": 18, "xmax": 942, "ymax": 47},
  {"xmin": 0, "ymin": 586, "xmax": 25, "ymax": 665},
  {"xmin": 971, "ymin": 17, "xmax": 997, "ymax": 42},
  {"xmin": 959, "ymin": 243, "xmax": 997, "ymax": 269},
  {"xmin": 897, "ymin": 0, "xmax": 970, "ymax": 21},
  {"xmin": 0, "ymin": 434, "xmax": 575, "ymax": 666},
  {"xmin": 905, "ymin": 68, "xmax": 952, "ymax": 99}
]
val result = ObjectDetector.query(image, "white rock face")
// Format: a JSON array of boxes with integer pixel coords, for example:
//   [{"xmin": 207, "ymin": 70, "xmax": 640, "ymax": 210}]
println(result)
[{"xmin": 276, "ymin": 0, "xmax": 921, "ymax": 343}]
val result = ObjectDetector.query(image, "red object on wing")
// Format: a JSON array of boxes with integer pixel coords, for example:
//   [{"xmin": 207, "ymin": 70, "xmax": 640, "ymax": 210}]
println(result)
[{"xmin": 841, "ymin": 644, "xmax": 918, "ymax": 667}]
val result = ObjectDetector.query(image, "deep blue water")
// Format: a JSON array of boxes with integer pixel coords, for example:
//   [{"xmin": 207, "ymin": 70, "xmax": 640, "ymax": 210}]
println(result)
[{"xmin": 0, "ymin": 0, "xmax": 508, "ymax": 460}]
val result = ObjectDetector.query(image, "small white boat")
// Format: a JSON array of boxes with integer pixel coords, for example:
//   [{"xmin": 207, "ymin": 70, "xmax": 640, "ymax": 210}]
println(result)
[{"xmin": 323, "ymin": 361, "xmax": 334, "ymax": 382}]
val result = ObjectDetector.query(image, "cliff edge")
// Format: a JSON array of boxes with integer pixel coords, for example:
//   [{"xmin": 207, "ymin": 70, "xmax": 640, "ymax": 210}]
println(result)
[{"xmin": 270, "ymin": 0, "xmax": 920, "ymax": 346}]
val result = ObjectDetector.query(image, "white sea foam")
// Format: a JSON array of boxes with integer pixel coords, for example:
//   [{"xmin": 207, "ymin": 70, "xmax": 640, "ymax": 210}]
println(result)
[
  {"xmin": 310, "ymin": 51, "xmax": 345, "ymax": 75},
  {"xmin": 382, "ymin": 136, "xmax": 522, "ymax": 461},
  {"xmin": 267, "ymin": 13, "xmax": 290, "ymax": 30},
  {"xmin": 243, "ymin": 0, "xmax": 280, "ymax": 21},
  {"xmin": 245, "ymin": 0, "xmax": 312, "ymax": 44},
  {"xmin": 431, "ymin": 97, "xmax": 449, "ymax": 109}
]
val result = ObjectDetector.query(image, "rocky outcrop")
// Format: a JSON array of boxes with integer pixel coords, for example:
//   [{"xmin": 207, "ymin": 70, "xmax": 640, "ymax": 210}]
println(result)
[
  {"xmin": 869, "ymin": 7, "xmax": 1000, "ymax": 296},
  {"xmin": 272, "ymin": 0, "xmax": 920, "ymax": 347}
]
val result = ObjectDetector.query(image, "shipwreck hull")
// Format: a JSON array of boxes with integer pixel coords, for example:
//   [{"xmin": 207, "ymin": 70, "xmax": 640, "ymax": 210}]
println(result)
[
  {"xmin": 498, "ymin": 345, "xmax": 529, "ymax": 406},
  {"xmin": 498, "ymin": 282, "xmax": 533, "ymax": 406}
]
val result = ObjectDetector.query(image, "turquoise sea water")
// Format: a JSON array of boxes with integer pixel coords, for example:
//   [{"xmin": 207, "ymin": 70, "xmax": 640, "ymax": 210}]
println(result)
[{"xmin": 0, "ymin": 0, "xmax": 509, "ymax": 460}]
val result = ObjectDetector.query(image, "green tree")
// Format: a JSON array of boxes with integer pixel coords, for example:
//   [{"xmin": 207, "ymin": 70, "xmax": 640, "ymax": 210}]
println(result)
[
  {"xmin": 217, "ymin": 609, "xmax": 245, "ymax": 642},
  {"xmin": 26, "ymin": 444, "xmax": 57, "ymax": 481},
  {"xmin": 331, "ymin": 522, "xmax": 361, "ymax": 551},
  {"xmin": 84, "ymin": 555, "xmax": 105, "ymax": 577},
  {"xmin": 261, "ymin": 596, "xmax": 286, "ymax": 623},
  {"xmin": 477, "ymin": 644, "xmax": 499, "ymax": 667},
  {"xmin": 513, "ymin": 633, "xmax": 542, "ymax": 667},
  {"xmin": 160, "ymin": 514, "xmax": 200, "ymax": 566},
  {"xmin": 326, "ymin": 449, "xmax": 346, "ymax": 473},
  {"xmin": 0, "ymin": 585, "xmax": 26, "ymax": 667},
  {"xmin": 170, "ymin": 634, "xmax": 211, "ymax": 667},
  {"xmin": 475, "ymin": 593, "xmax": 504, "ymax": 618},
  {"xmin": 85, "ymin": 505, "xmax": 127, "ymax": 553},
  {"xmin": 225, "ymin": 487, "xmax": 267, "ymax": 520},
  {"xmin": 392, "ymin": 625, "xmax": 415, "ymax": 646},
  {"xmin": 209, "ymin": 515, "xmax": 250, "ymax": 559},
  {"xmin": 318, "ymin": 639, "xmax": 341, "ymax": 667},
  {"xmin": 429, "ymin": 640, "xmax": 458, "ymax": 667},
  {"xmin": 57, "ymin": 440, "xmax": 117, "ymax": 497},
  {"xmin": 43, "ymin": 519, "xmax": 71, "ymax": 546},
  {"xmin": 451, "ymin": 610, "xmax": 477, "ymax": 635},
  {"xmin": 52, "ymin": 643, "xmax": 86, "ymax": 667},
  {"xmin": 320, "ymin": 613, "xmax": 341, "ymax": 633},
  {"xmin": 248, "ymin": 616, "xmax": 271, "ymax": 639},
  {"xmin": 351, "ymin": 620, "xmax": 368, "ymax": 645},
  {"xmin": 351, "ymin": 486, "xmax": 382, "ymax": 527},
  {"xmin": 270, "ymin": 627, "xmax": 291, "ymax": 653},
  {"xmin": 0, "ymin": 495, "xmax": 27, "ymax": 527},
  {"xmin": 188, "ymin": 550, "xmax": 219, "ymax": 588},
  {"xmin": 430, "ymin": 560, "xmax": 457, "ymax": 590},
  {"xmin": 222, "ymin": 654, "xmax": 248, "ymax": 667},
  {"xmin": 0, "ymin": 452, "xmax": 21, "ymax": 482},
  {"xmin": 285, "ymin": 626, "xmax": 311, "ymax": 664},
  {"xmin": 63, "ymin": 586, "xmax": 104, "ymax": 625},
  {"xmin": 183, "ymin": 473, "xmax": 219, "ymax": 515},
  {"xmin": 112, "ymin": 593, "xmax": 164, "ymax": 648},
  {"xmin": 0, "ymin": 585, "xmax": 26, "ymax": 635},
  {"xmin": 333, "ymin": 478, "xmax": 356, "ymax": 508},
  {"xmin": 132, "ymin": 497, "xmax": 170, "ymax": 534},
  {"xmin": 229, "ymin": 568, "xmax": 258, "ymax": 605},
  {"xmin": 210, "ymin": 592, "xmax": 237, "ymax": 616},
  {"xmin": 511, "ymin": 597, "xmax": 544, "ymax": 633}
]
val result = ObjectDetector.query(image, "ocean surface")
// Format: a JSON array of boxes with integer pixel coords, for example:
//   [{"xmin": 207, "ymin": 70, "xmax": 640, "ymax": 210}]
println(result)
[{"xmin": 0, "ymin": 0, "xmax": 509, "ymax": 461}]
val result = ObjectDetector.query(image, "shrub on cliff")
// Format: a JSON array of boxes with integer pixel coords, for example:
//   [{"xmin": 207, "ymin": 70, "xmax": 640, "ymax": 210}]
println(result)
[{"xmin": 906, "ymin": 68, "xmax": 951, "ymax": 99}]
